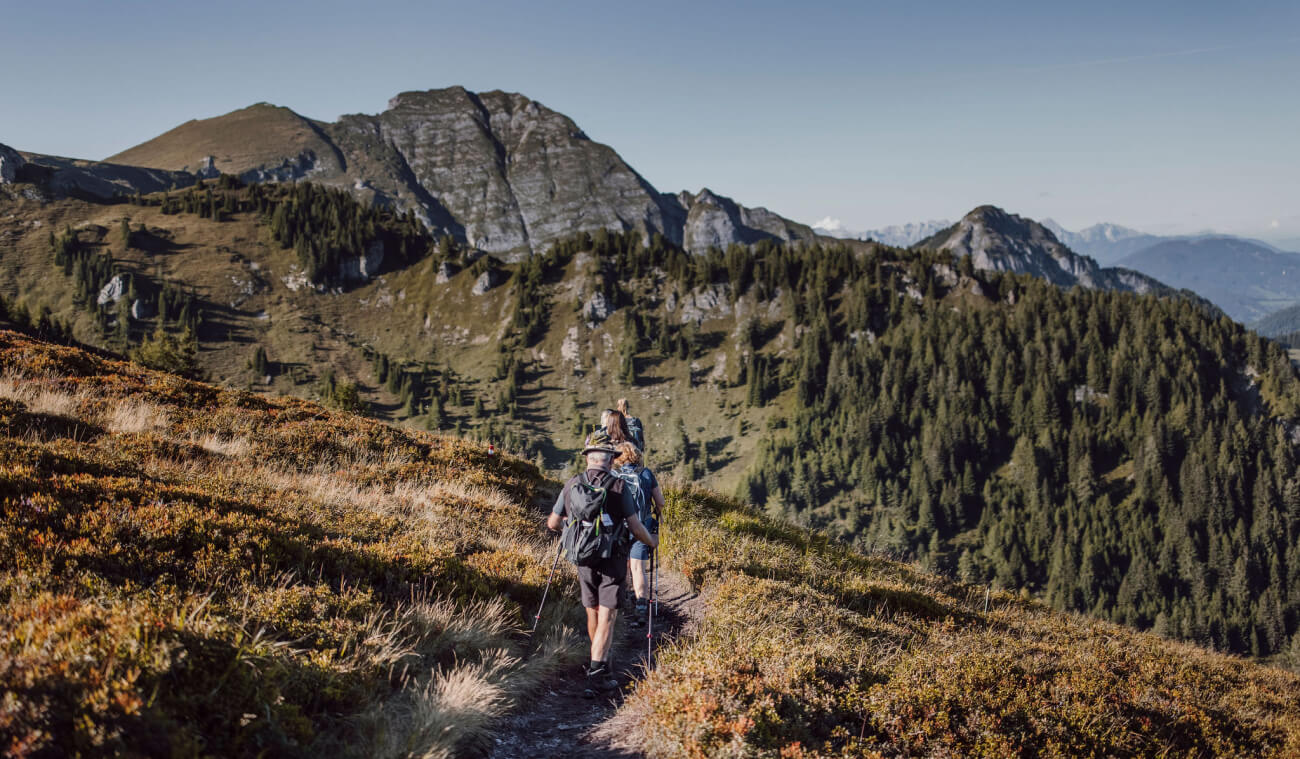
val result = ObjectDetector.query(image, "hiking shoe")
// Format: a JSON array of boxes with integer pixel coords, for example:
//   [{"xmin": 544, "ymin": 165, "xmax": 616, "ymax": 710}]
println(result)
[{"xmin": 585, "ymin": 663, "xmax": 620, "ymax": 694}]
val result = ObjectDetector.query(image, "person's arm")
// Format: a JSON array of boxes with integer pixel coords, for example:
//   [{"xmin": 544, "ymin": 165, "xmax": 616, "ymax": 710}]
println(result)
[
  {"xmin": 651, "ymin": 485, "xmax": 665, "ymax": 522},
  {"xmin": 546, "ymin": 485, "xmax": 566, "ymax": 532},
  {"xmin": 625, "ymin": 514, "xmax": 658, "ymax": 550}
]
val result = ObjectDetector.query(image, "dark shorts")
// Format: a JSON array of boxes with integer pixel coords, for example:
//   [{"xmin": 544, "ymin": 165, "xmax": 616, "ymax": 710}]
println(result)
[
  {"xmin": 629, "ymin": 541, "xmax": 652, "ymax": 561},
  {"xmin": 577, "ymin": 559, "xmax": 627, "ymax": 609}
]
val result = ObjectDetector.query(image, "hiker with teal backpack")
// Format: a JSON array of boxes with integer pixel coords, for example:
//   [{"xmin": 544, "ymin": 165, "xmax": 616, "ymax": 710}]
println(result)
[
  {"xmin": 611, "ymin": 441, "xmax": 663, "ymax": 626},
  {"xmin": 546, "ymin": 430, "xmax": 658, "ymax": 696}
]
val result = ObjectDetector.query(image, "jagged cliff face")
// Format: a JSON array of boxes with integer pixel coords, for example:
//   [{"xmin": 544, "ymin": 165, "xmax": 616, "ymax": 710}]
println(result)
[
  {"xmin": 671, "ymin": 189, "xmax": 817, "ymax": 252},
  {"xmin": 95, "ymin": 87, "xmax": 816, "ymax": 260},
  {"xmin": 917, "ymin": 206, "xmax": 1165, "ymax": 294},
  {"xmin": 333, "ymin": 89, "xmax": 678, "ymax": 258}
]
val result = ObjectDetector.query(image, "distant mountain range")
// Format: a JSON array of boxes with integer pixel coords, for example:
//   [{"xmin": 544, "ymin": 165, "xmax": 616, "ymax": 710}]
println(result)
[
  {"xmin": 823, "ymin": 211, "xmax": 1300, "ymax": 323},
  {"xmin": 813, "ymin": 218, "xmax": 951, "ymax": 247},
  {"xmin": 7, "ymin": 86, "xmax": 1295, "ymax": 323},
  {"xmin": 1039, "ymin": 220, "xmax": 1163, "ymax": 265},
  {"xmin": 1111, "ymin": 237, "xmax": 1300, "ymax": 324}
]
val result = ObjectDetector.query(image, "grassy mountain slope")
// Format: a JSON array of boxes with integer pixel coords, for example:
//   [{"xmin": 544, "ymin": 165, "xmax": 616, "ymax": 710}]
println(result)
[
  {"xmin": 0, "ymin": 180, "xmax": 777, "ymax": 488},
  {"xmin": 632, "ymin": 486, "xmax": 1300, "ymax": 757},
  {"xmin": 105, "ymin": 104, "xmax": 343, "ymax": 177},
  {"xmin": 0, "ymin": 328, "xmax": 578, "ymax": 757},
  {"xmin": 8, "ymin": 179, "xmax": 1300, "ymax": 662},
  {"xmin": 2, "ymin": 328, "xmax": 1299, "ymax": 758}
]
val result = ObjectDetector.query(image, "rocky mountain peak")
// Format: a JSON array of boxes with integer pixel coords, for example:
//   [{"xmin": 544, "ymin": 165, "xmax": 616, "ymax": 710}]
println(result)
[{"xmin": 917, "ymin": 205, "xmax": 1165, "ymax": 295}]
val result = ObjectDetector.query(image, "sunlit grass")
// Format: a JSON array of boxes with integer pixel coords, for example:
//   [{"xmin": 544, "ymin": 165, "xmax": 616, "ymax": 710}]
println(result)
[
  {"xmin": 0, "ymin": 330, "xmax": 581, "ymax": 758},
  {"xmin": 615, "ymin": 485, "xmax": 1300, "ymax": 758}
]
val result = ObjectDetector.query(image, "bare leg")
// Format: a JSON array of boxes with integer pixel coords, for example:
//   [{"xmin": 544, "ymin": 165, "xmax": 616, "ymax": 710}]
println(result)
[
  {"xmin": 629, "ymin": 558, "xmax": 649, "ymax": 599},
  {"xmin": 586, "ymin": 606, "xmax": 598, "ymax": 645},
  {"xmin": 592, "ymin": 605, "xmax": 619, "ymax": 661}
]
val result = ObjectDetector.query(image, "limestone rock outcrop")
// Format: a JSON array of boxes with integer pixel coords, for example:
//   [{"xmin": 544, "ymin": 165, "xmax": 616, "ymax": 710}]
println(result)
[
  {"xmin": 915, "ymin": 206, "xmax": 1165, "ymax": 295},
  {"xmin": 97, "ymin": 275, "xmax": 127, "ymax": 306},
  {"xmin": 0, "ymin": 143, "xmax": 25, "ymax": 184},
  {"xmin": 670, "ymin": 189, "xmax": 817, "ymax": 254}
]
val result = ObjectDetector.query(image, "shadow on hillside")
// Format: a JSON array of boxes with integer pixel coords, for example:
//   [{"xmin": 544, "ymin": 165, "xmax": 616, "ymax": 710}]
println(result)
[
  {"xmin": 754, "ymin": 320, "xmax": 783, "ymax": 349},
  {"xmin": 697, "ymin": 330, "xmax": 727, "ymax": 352},
  {"xmin": 703, "ymin": 436, "xmax": 737, "ymax": 472},
  {"xmin": 197, "ymin": 303, "xmax": 259, "ymax": 345},
  {"xmin": 633, "ymin": 374, "xmax": 672, "ymax": 387},
  {"xmin": 133, "ymin": 229, "xmax": 192, "ymax": 256}
]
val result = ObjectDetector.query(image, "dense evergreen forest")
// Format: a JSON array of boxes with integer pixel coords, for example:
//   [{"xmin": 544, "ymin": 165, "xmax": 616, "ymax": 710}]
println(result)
[{"xmin": 716, "ymin": 243, "xmax": 1300, "ymax": 658}]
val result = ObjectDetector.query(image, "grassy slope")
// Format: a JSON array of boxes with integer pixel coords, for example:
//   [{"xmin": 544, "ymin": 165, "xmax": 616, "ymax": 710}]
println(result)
[
  {"xmin": 624, "ymin": 487, "xmax": 1300, "ymax": 757},
  {"xmin": 0, "ymin": 186, "xmax": 769, "ymax": 489},
  {"xmin": 3, "ymin": 328, "xmax": 1299, "ymax": 758},
  {"xmin": 104, "ymin": 104, "xmax": 336, "ymax": 175},
  {"xmin": 0, "ymin": 329, "xmax": 582, "ymax": 758}
]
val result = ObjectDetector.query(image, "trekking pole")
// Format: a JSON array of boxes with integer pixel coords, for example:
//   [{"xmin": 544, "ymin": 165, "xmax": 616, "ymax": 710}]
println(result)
[
  {"xmin": 531, "ymin": 540, "xmax": 563, "ymax": 637},
  {"xmin": 646, "ymin": 546, "xmax": 655, "ymax": 662}
]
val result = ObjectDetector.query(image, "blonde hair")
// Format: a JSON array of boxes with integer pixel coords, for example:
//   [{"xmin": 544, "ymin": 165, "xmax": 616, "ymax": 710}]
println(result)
[
  {"xmin": 613, "ymin": 441, "xmax": 642, "ymax": 469},
  {"xmin": 616, "ymin": 398, "xmax": 630, "ymax": 415}
]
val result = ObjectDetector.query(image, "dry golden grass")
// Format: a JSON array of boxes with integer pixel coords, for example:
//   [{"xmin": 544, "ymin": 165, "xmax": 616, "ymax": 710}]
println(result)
[
  {"xmin": 104, "ymin": 396, "xmax": 170, "ymax": 434},
  {"xmin": 614, "ymin": 485, "xmax": 1300, "ymax": 758},
  {"xmin": 0, "ymin": 329, "xmax": 582, "ymax": 758},
  {"xmin": 0, "ymin": 370, "xmax": 93, "ymax": 419}
]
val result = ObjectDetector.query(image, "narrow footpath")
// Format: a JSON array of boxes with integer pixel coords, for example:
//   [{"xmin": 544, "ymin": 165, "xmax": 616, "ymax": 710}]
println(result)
[{"xmin": 486, "ymin": 569, "xmax": 700, "ymax": 759}]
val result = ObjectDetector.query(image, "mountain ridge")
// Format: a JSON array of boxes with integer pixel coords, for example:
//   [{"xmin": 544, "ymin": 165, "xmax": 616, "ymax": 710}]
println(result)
[{"xmin": 98, "ymin": 87, "xmax": 817, "ymax": 259}]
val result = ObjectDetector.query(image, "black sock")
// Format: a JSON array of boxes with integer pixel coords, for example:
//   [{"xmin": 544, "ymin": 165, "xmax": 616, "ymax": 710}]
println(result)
[{"xmin": 589, "ymin": 659, "xmax": 604, "ymax": 674}]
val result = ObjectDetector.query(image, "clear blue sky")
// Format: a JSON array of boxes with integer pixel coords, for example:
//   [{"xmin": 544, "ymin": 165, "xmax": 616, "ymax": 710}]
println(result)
[{"xmin": 2, "ymin": 0, "xmax": 1297, "ymax": 241}]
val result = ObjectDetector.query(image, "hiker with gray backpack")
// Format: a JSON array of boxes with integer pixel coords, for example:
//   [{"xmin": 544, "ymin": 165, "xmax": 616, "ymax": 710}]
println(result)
[{"xmin": 545, "ymin": 430, "xmax": 658, "ymax": 697}]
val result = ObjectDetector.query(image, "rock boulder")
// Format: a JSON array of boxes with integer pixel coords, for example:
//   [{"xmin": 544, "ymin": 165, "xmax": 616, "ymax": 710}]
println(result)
[
  {"xmin": 97, "ymin": 275, "xmax": 127, "ymax": 306},
  {"xmin": 471, "ymin": 268, "xmax": 503, "ymax": 295}
]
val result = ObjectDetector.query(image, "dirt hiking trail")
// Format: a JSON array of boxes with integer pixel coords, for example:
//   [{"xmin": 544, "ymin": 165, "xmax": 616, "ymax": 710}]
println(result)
[{"xmin": 486, "ymin": 568, "xmax": 701, "ymax": 758}]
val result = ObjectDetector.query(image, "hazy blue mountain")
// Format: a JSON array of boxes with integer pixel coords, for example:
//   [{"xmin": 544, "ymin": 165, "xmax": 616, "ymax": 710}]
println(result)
[
  {"xmin": 1040, "ymin": 219, "xmax": 1163, "ymax": 265},
  {"xmin": 1116, "ymin": 237, "xmax": 1300, "ymax": 323},
  {"xmin": 812, "ymin": 218, "xmax": 951, "ymax": 247},
  {"xmin": 1251, "ymin": 303, "xmax": 1300, "ymax": 339}
]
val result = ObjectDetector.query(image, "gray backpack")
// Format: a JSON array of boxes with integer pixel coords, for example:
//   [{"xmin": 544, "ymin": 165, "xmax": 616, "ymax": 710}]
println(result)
[{"xmin": 560, "ymin": 474, "xmax": 627, "ymax": 566}]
